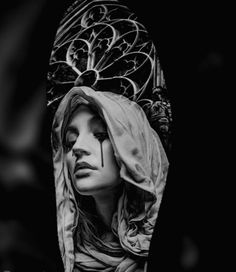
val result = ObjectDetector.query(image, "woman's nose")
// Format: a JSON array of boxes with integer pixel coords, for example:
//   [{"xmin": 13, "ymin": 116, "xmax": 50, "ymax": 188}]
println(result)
[{"xmin": 72, "ymin": 135, "xmax": 91, "ymax": 158}]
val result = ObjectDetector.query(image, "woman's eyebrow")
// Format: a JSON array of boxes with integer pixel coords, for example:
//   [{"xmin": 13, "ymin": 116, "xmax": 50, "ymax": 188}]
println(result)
[
  {"xmin": 65, "ymin": 126, "xmax": 78, "ymax": 135},
  {"xmin": 89, "ymin": 116, "xmax": 106, "ymax": 128}
]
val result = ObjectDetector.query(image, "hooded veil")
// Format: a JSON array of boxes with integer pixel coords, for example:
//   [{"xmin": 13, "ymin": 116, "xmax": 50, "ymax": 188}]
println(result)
[
  {"xmin": 47, "ymin": 1, "xmax": 172, "ymax": 271},
  {"xmin": 51, "ymin": 86, "xmax": 169, "ymax": 272}
]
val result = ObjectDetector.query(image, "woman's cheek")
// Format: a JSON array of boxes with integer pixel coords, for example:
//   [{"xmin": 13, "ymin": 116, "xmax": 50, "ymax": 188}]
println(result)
[
  {"xmin": 103, "ymin": 142, "xmax": 113, "ymax": 159},
  {"xmin": 105, "ymin": 143, "xmax": 119, "ymax": 169}
]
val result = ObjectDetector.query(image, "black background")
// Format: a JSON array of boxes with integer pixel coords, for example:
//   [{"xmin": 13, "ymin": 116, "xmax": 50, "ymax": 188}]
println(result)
[{"xmin": 0, "ymin": 0, "xmax": 232, "ymax": 271}]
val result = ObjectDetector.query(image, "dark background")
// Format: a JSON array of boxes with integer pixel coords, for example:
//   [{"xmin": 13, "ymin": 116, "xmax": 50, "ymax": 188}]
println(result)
[{"xmin": 0, "ymin": 0, "xmax": 231, "ymax": 271}]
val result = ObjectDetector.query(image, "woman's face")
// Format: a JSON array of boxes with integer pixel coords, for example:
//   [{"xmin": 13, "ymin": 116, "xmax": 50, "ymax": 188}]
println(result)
[{"xmin": 64, "ymin": 104, "xmax": 121, "ymax": 196}]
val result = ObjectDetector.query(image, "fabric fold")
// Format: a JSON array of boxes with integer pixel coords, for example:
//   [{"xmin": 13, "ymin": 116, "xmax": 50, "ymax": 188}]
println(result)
[{"xmin": 51, "ymin": 86, "xmax": 169, "ymax": 271}]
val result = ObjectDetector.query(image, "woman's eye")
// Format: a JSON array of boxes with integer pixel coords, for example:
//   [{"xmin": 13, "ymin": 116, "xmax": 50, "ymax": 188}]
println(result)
[
  {"xmin": 66, "ymin": 141, "xmax": 75, "ymax": 149},
  {"xmin": 64, "ymin": 140, "xmax": 75, "ymax": 151},
  {"xmin": 64, "ymin": 132, "xmax": 77, "ymax": 151},
  {"xmin": 94, "ymin": 132, "xmax": 109, "ymax": 142}
]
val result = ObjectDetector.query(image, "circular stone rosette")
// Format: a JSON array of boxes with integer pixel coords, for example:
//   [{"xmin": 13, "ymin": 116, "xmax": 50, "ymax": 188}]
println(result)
[{"xmin": 47, "ymin": 0, "xmax": 172, "ymax": 151}]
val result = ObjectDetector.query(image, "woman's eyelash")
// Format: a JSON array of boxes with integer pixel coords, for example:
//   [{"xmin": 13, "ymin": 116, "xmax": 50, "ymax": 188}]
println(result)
[
  {"xmin": 94, "ymin": 132, "xmax": 108, "ymax": 141},
  {"xmin": 64, "ymin": 134, "xmax": 77, "ymax": 151},
  {"xmin": 64, "ymin": 140, "xmax": 75, "ymax": 151},
  {"xmin": 64, "ymin": 132, "xmax": 108, "ymax": 151}
]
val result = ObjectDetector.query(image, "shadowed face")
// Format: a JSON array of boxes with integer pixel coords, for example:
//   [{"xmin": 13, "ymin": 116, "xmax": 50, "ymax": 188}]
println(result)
[{"xmin": 64, "ymin": 104, "xmax": 121, "ymax": 196}]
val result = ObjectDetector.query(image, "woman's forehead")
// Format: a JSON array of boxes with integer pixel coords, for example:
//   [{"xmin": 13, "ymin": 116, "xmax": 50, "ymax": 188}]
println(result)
[
  {"xmin": 68, "ymin": 104, "xmax": 105, "ymax": 127},
  {"xmin": 74, "ymin": 104, "xmax": 94, "ymax": 114}
]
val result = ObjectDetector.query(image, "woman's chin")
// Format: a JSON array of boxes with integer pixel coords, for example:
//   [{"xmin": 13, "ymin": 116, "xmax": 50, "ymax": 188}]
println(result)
[
  {"xmin": 74, "ymin": 179, "xmax": 99, "ymax": 195},
  {"xmin": 74, "ymin": 181, "xmax": 112, "ymax": 196}
]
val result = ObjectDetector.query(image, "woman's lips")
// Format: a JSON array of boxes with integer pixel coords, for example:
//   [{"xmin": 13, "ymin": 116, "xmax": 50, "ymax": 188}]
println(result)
[
  {"xmin": 74, "ymin": 162, "xmax": 97, "ymax": 175},
  {"xmin": 74, "ymin": 169, "xmax": 92, "ymax": 178}
]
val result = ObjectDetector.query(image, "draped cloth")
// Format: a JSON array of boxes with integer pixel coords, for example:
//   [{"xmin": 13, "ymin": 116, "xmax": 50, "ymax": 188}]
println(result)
[{"xmin": 51, "ymin": 86, "xmax": 169, "ymax": 272}]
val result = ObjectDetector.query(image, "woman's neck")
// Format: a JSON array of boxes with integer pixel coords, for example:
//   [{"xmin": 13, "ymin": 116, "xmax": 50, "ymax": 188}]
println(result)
[{"xmin": 93, "ymin": 185, "xmax": 122, "ymax": 229}]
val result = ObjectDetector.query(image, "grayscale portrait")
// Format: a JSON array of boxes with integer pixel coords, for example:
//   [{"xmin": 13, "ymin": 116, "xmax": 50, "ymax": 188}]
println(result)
[{"xmin": 46, "ymin": 0, "xmax": 172, "ymax": 271}]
